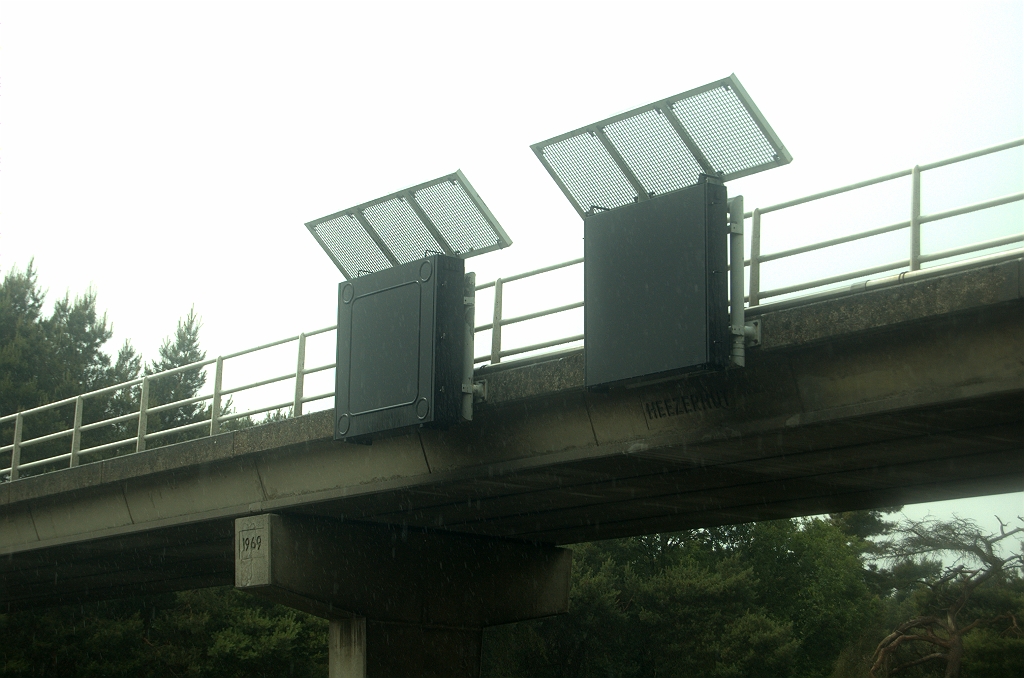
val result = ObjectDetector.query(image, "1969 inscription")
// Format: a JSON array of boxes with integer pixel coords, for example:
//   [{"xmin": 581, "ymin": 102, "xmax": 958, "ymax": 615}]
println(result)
[
  {"xmin": 239, "ymin": 532, "xmax": 262, "ymax": 556},
  {"xmin": 235, "ymin": 516, "xmax": 271, "ymax": 589}
]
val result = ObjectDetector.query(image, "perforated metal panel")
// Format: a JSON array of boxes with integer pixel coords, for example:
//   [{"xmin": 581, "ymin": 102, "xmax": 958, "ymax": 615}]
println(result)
[
  {"xmin": 306, "ymin": 170, "xmax": 512, "ymax": 279},
  {"xmin": 531, "ymin": 74, "xmax": 791, "ymax": 218}
]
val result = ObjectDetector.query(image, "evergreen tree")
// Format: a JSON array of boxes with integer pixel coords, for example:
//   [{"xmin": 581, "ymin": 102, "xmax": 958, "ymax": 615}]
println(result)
[
  {"xmin": 1, "ymin": 264, "xmax": 327, "ymax": 675},
  {"xmin": 1, "ymin": 261, "xmax": 220, "ymax": 466},
  {"xmin": 0, "ymin": 588, "xmax": 329, "ymax": 677},
  {"xmin": 482, "ymin": 517, "xmax": 878, "ymax": 678},
  {"xmin": 0, "ymin": 261, "xmax": 51, "ymax": 417},
  {"xmin": 143, "ymin": 307, "xmax": 209, "ymax": 443},
  {"xmin": 0, "ymin": 262, "xmax": 137, "ymax": 473},
  {"xmin": 45, "ymin": 289, "xmax": 114, "ymax": 397}
]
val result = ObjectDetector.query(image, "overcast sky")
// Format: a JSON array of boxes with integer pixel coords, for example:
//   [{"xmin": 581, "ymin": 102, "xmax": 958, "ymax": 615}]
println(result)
[{"xmin": 1, "ymin": 0, "xmax": 1021, "ymax": 525}]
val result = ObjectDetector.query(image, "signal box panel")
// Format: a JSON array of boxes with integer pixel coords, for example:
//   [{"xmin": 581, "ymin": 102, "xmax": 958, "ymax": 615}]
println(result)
[
  {"xmin": 584, "ymin": 178, "xmax": 729, "ymax": 389},
  {"xmin": 335, "ymin": 255, "xmax": 465, "ymax": 440}
]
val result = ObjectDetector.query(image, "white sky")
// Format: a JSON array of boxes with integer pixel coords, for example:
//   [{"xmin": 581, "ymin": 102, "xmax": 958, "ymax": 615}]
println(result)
[{"xmin": 1, "ymin": 0, "xmax": 1021, "ymax": 526}]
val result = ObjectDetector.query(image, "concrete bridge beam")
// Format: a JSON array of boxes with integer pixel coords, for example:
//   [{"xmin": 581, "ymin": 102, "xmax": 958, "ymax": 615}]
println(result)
[{"xmin": 234, "ymin": 513, "xmax": 571, "ymax": 677}]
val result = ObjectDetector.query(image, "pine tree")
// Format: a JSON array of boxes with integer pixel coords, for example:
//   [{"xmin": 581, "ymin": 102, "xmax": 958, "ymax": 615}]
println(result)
[
  {"xmin": 1, "ymin": 262, "xmax": 132, "ymax": 472},
  {"xmin": 0, "ymin": 261, "xmax": 57, "ymax": 416},
  {"xmin": 0, "ymin": 262, "xmax": 212, "ymax": 472},
  {"xmin": 45, "ymin": 288, "xmax": 114, "ymax": 397},
  {"xmin": 481, "ymin": 518, "xmax": 882, "ymax": 678},
  {"xmin": 0, "ymin": 587, "xmax": 330, "ymax": 677},
  {"xmin": 90, "ymin": 339, "xmax": 144, "ymax": 451},
  {"xmin": 1, "ymin": 262, "xmax": 332, "ymax": 676},
  {"xmin": 144, "ymin": 307, "xmax": 209, "ymax": 442}
]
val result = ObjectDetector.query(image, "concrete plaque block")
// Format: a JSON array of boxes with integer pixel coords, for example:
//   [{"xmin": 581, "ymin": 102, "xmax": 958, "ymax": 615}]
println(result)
[{"xmin": 235, "ymin": 513, "xmax": 274, "ymax": 588}]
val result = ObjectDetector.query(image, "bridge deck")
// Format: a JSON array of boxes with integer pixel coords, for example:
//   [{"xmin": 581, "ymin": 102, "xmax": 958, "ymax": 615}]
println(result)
[{"xmin": 2, "ymin": 258, "xmax": 1022, "ymax": 609}]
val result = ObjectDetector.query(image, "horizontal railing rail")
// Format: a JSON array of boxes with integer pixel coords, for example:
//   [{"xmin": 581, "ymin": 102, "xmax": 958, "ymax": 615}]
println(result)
[
  {"xmin": 744, "ymin": 137, "xmax": 1022, "ymax": 305},
  {"xmin": 1, "ymin": 323, "xmax": 339, "ymax": 481},
  {"xmin": 476, "ymin": 257, "xmax": 585, "ymax": 365},
  {"xmin": 2, "ymin": 139, "xmax": 1021, "ymax": 481}
]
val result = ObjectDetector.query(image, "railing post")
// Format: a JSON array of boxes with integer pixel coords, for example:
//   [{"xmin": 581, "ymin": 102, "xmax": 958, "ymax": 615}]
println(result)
[
  {"xmin": 211, "ymin": 357, "xmax": 224, "ymax": 435},
  {"xmin": 910, "ymin": 164, "xmax": 922, "ymax": 271},
  {"xmin": 490, "ymin": 278, "xmax": 504, "ymax": 365},
  {"xmin": 70, "ymin": 395, "xmax": 84, "ymax": 467},
  {"xmin": 293, "ymin": 334, "xmax": 306, "ymax": 418},
  {"xmin": 137, "ymin": 376, "xmax": 150, "ymax": 452},
  {"xmin": 10, "ymin": 413, "xmax": 23, "ymax": 481},
  {"xmin": 749, "ymin": 208, "xmax": 762, "ymax": 306}
]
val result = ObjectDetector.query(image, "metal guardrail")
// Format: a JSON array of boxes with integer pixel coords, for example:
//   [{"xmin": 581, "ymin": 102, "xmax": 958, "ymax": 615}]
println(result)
[
  {"xmin": 744, "ymin": 137, "xmax": 1024, "ymax": 304},
  {"xmin": 475, "ymin": 256, "xmax": 585, "ymax": 365},
  {"xmin": 0, "ymin": 325, "xmax": 337, "ymax": 480},
  {"xmin": 2, "ymin": 138, "xmax": 1021, "ymax": 481}
]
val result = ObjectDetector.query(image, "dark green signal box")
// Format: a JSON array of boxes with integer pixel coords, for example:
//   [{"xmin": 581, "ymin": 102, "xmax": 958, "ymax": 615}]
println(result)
[
  {"xmin": 583, "ymin": 177, "xmax": 729, "ymax": 389},
  {"xmin": 335, "ymin": 255, "xmax": 465, "ymax": 440}
]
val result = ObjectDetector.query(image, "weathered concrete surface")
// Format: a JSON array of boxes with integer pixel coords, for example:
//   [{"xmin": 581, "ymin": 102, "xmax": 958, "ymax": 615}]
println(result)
[
  {"xmin": 1, "ymin": 258, "xmax": 1021, "ymax": 609},
  {"xmin": 329, "ymin": 618, "xmax": 366, "ymax": 678},
  {"xmin": 235, "ymin": 516, "xmax": 573, "ymax": 678},
  {"xmin": 756, "ymin": 257, "xmax": 1022, "ymax": 349},
  {"xmin": 234, "ymin": 513, "xmax": 571, "ymax": 627},
  {"xmin": 235, "ymin": 513, "xmax": 569, "ymax": 678},
  {"xmin": 365, "ymin": 621, "xmax": 481, "ymax": 678}
]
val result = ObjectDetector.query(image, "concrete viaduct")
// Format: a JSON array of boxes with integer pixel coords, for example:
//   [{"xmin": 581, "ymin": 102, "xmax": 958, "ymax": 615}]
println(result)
[{"xmin": 2, "ymin": 258, "xmax": 1022, "ymax": 676}]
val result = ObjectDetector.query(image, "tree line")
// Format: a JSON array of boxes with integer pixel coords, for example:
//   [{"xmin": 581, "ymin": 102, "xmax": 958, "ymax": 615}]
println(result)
[
  {"xmin": 0, "ymin": 261, "xmax": 214, "ymax": 478},
  {"xmin": 482, "ymin": 516, "xmax": 1023, "ymax": 678},
  {"xmin": 1, "ymin": 261, "xmax": 1021, "ymax": 677}
]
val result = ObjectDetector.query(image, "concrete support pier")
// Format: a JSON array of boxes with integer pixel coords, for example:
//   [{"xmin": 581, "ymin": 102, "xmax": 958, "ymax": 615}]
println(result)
[
  {"xmin": 235, "ymin": 514, "xmax": 571, "ymax": 677},
  {"xmin": 366, "ymin": 621, "xmax": 482, "ymax": 677},
  {"xmin": 329, "ymin": 617, "xmax": 366, "ymax": 678}
]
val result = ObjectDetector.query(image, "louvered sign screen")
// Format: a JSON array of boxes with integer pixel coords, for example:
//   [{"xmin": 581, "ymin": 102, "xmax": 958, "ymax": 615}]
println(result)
[
  {"xmin": 306, "ymin": 170, "xmax": 512, "ymax": 280},
  {"xmin": 531, "ymin": 74, "xmax": 791, "ymax": 218}
]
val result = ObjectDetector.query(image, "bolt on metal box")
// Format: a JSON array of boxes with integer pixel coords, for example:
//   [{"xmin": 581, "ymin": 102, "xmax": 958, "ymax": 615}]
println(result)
[
  {"xmin": 584, "ymin": 177, "xmax": 729, "ymax": 389},
  {"xmin": 335, "ymin": 254, "xmax": 466, "ymax": 440}
]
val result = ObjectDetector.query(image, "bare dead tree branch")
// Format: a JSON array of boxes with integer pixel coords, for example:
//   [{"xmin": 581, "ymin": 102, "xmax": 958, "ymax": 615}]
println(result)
[
  {"xmin": 892, "ymin": 651, "xmax": 946, "ymax": 673},
  {"xmin": 869, "ymin": 516, "xmax": 1024, "ymax": 678}
]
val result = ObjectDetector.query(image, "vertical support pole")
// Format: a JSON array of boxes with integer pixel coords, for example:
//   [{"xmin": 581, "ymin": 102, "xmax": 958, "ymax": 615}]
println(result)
[
  {"xmin": 749, "ymin": 208, "xmax": 762, "ymax": 307},
  {"xmin": 910, "ymin": 164, "xmax": 922, "ymax": 271},
  {"xmin": 70, "ymin": 395, "xmax": 84, "ymax": 467},
  {"xmin": 294, "ymin": 334, "xmax": 306, "ymax": 418},
  {"xmin": 490, "ymin": 278, "xmax": 503, "ymax": 365},
  {"xmin": 211, "ymin": 357, "xmax": 224, "ymax": 435},
  {"xmin": 728, "ymin": 196, "xmax": 746, "ymax": 368},
  {"xmin": 10, "ymin": 413, "xmax": 23, "ymax": 481},
  {"xmin": 137, "ymin": 376, "xmax": 150, "ymax": 453},
  {"xmin": 329, "ymin": 617, "xmax": 366, "ymax": 678},
  {"xmin": 462, "ymin": 273, "xmax": 476, "ymax": 421}
]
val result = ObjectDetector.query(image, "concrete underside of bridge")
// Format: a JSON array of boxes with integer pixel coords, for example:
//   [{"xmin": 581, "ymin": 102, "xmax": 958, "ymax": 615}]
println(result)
[
  {"xmin": 2, "ymin": 259, "xmax": 1022, "ymax": 642},
  {"xmin": 234, "ymin": 512, "xmax": 571, "ymax": 677}
]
